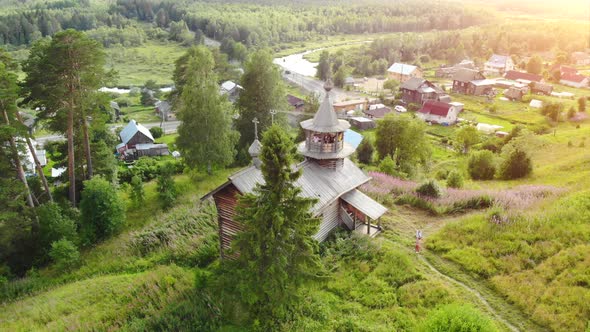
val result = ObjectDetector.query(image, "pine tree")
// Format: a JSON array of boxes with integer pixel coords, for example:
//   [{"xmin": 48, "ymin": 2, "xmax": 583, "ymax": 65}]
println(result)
[
  {"xmin": 175, "ymin": 46, "xmax": 237, "ymax": 174},
  {"xmin": 0, "ymin": 52, "xmax": 34, "ymax": 208},
  {"xmin": 235, "ymin": 49, "xmax": 286, "ymax": 151},
  {"xmin": 22, "ymin": 30, "xmax": 108, "ymax": 205},
  {"xmin": 232, "ymin": 125, "xmax": 321, "ymax": 329}
]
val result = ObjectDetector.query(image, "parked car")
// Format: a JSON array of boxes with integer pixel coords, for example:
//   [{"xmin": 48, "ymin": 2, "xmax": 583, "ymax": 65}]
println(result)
[{"xmin": 394, "ymin": 105, "xmax": 407, "ymax": 113}]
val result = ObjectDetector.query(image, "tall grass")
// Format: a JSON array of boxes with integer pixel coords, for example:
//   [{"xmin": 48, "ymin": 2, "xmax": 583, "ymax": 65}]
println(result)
[
  {"xmin": 362, "ymin": 172, "xmax": 562, "ymax": 215},
  {"xmin": 427, "ymin": 191, "xmax": 590, "ymax": 332}
]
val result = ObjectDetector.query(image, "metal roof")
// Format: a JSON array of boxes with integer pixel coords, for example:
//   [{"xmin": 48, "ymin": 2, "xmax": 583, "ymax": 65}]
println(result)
[
  {"xmin": 120, "ymin": 120, "xmax": 154, "ymax": 145},
  {"xmin": 400, "ymin": 77, "xmax": 425, "ymax": 90},
  {"xmin": 228, "ymin": 158, "xmax": 371, "ymax": 214},
  {"xmin": 135, "ymin": 143, "xmax": 168, "ymax": 150},
  {"xmin": 300, "ymin": 82, "xmax": 351, "ymax": 133},
  {"xmin": 344, "ymin": 129, "xmax": 363, "ymax": 148},
  {"xmin": 341, "ymin": 189, "xmax": 387, "ymax": 220},
  {"xmin": 220, "ymin": 81, "xmax": 243, "ymax": 93},
  {"xmin": 387, "ymin": 63, "xmax": 418, "ymax": 75},
  {"xmin": 453, "ymin": 68, "xmax": 485, "ymax": 82}
]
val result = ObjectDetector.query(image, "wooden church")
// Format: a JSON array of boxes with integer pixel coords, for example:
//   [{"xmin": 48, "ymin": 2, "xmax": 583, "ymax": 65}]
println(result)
[{"xmin": 204, "ymin": 80, "xmax": 387, "ymax": 258}]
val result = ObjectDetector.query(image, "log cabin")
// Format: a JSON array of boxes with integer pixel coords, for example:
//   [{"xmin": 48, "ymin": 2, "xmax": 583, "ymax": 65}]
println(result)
[{"xmin": 203, "ymin": 80, "xmax": 387, "ymax": 258}]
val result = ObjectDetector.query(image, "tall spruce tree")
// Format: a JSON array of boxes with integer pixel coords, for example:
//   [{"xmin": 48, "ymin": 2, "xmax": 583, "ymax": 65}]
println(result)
[
  {"xmin": 235, "ymin": 49, "xmax": 286, "ymax": 151},
  {"xmin": 232, "ymin": 125, "xmax": 321, "ymax": 329},
  {"xmin": 176, "ymin": 46, "xmax": 237, "ymax": 174},
  {"xmin": 22, "ymin": 30, "xmax": 108, "ymax": 205}
]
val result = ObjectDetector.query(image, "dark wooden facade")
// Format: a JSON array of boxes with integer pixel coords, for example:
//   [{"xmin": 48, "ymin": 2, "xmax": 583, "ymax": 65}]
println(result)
[
  {"xmin": 212, "ymin": 184, "xmax": 242, "ymax": 258},
  {"xmin": 126, "ymin": 132, "xmax": 153, "ymax": 149}
]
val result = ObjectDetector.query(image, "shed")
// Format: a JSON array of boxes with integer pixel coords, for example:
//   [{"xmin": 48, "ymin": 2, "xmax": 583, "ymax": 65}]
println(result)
[
  {"xmin": 119, "ymin": 120, "xmax": 155, "ymax": 148},
  {"xmin": 135, "ymin": 143, "xmax": 170, "ymax": 157},
  {"xmin": 476, "ymin": 123, "xmax": 503, "ymax": 135},
  {"xmin": 529, "ymin": 99, "xmax": 543, "ymax": 109},
  {"xmin": 349, "ymin": 117, "xmax": 375, "ymax": 130}
]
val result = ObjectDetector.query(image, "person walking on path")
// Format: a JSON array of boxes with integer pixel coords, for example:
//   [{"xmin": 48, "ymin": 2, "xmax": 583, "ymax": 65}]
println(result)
[{"xmin": 415, "ymin": 238, "xmax": 421, "ymax": 253}]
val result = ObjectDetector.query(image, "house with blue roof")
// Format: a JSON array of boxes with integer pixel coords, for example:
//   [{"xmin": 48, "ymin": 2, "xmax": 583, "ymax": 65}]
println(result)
[{"xmin": 387, "ymin": 62, "xmax": 422, "ymax": 83}]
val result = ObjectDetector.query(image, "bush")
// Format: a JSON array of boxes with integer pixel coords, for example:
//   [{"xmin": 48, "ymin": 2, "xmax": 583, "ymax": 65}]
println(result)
[
  {"xmin": 420, "ymin": 303, "xmax": 497, "ymax": 332},
  {"xmin": 498, "ymin": 149, "xmax": 532, "ymax": 180},
  {"xmin": 80, "ymin": 176, "xmax": 126, "ymax": 245},
  {"xmin": 467, "ymin": 150, "xmax": 496, "ymax": 180},
  {"xmin": 49, "ymin": 239, "xmax": 79, "ymax": 271},
  {"xmin": 130, "ymin": 175, "xmax": 145, "ymax": 207},
  {"xmin": 36, "ymin": 203, "xmax": 77, "ymax": 260},
  {"xmin": 446, "ymin": 171, "xmax": 464, "ymax": 188},
  {"xmin": 158, "ymin": 162, "xmax": 178, "ymax": 210},
  {"xmin": 150, "ymin": 127, "xmax": 163, "ymax": 139},
  {"xmin": 379, "ymin": 155, "xmax": 396, "ymax": 176},
  {"xmin": 416, "ymin": 180, "xmax": 442, "ymax": 198},
  {"xmin": 356, "ymin": 139, "xmax": 374, "ymax": 164}
]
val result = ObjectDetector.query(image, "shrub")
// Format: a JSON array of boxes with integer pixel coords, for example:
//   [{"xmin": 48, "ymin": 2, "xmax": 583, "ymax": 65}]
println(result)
[
  {"xmin": 467, "ymin": 150, "xmax": 496, "ymax": 180},
  {"xmin": 416, "ymin": 180, "xmax": 442, "ymax": 198},
  {"xmin": 49, "ymin": 239, "xmax": 80, "ymax": 271},
  {"xmin": 80, "ymin": 176, "xmax": 126, "ymax": 245},
  {"xmin": 498, "ymin": 149, "xmax": 532, "ymax": 180},
  {"xmin": 446, "ymin": 171, "xmax": 464, "ymax": 189},
  {"xmin": 420, "ymin": 303, "xmax": 497, "ymax": 332},
  {"xmin": 150, "ymin": 127, "xmax": 163, "ymax": 139},
  {"xmin": 36, "ymin": 203, "xmax": 77, "ymax": 260},
  {"xmin": 356, "ymin": 139, "xmax": 374, "ymax": 164},
  {"xmin": 129, "ymin": 175, "xmax": 145, "ymax": 207},
  {"xmin": 379, "ymin": 155, "xmax": 396, "ymax": 176},
  {"xmin": 158, "ymin": 162, "xmax": 178, "ymax": 210}
]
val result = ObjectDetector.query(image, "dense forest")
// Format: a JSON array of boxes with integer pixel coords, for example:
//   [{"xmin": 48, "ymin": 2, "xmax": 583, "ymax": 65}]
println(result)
[{"xmin": 0, "ymin": 0, "xmax": 490, "ymax": 47}]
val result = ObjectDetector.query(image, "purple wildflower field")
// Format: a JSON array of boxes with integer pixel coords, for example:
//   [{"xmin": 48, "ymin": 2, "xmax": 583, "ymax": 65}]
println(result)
[{"xmin": 361, "ymin": 172, "xmax": 563, "ymax": 210}]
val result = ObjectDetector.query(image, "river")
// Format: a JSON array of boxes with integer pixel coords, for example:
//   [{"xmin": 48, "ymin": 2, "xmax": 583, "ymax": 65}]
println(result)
[{"xmin": 273, "ymin": 49, "xmax": 320, "ymax": 77}]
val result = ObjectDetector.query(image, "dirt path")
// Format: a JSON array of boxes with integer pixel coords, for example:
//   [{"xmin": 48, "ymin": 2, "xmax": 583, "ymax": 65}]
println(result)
[
  {"xmin": 417, "ymin": 254, "xmax": 520, "ymax": 332},
  {"xmin": 379, "ymin": 207, "xmax": 536, "ymax": 332}
]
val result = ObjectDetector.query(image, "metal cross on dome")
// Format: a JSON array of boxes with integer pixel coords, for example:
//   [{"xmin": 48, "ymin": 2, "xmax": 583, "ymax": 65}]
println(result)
[{"xmin": 252, "ymin": 117, "xmax": 259, "ymax": 140}]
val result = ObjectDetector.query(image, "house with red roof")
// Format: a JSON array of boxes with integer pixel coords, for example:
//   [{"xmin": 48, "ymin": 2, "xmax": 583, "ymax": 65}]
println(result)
[
  {"xmin": 416, "ymin": 100, "xmax": 463, "ymax": 125},
  {"xmin": 504, "ymin": 70, "xmax": 543, "ymax": 83},
  {"xmin": 560, "ymin": 73, "xmax": 589, "ymax": 88}
]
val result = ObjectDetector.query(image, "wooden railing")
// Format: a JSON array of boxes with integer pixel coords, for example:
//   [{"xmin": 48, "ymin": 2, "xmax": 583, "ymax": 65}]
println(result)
[
  {"xmin": 340, "ymin": 207, "xmax": 355, "ymax": 230},
  {"xmin": 306, "ymin": 140, "xmax": 343, "ymax": 153}
]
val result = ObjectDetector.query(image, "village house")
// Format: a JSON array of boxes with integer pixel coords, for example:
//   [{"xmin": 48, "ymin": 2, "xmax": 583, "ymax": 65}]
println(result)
[
  {"xmin": 504, "ymin": 86, "xmax": 528, "ymax": 101},
  {"xmin": 452, "ymin": 68, "xmax": 493, "ymax": 96},
  {"xmin": 363, "ymin": 104, "xmax": 393, "ymax": 119},
  {"xmin": 204, "ymin": 81, "xmax": 387, "ymax": 258},
  {"xmin": 571, "ymin": 52, "xmax": 590, "ymax": 66},
  {"xmin": 504, "ymin": 70, "xmax": 543, "ymax": 83},
  {"xmin": 117, "ymin": 120, "xmax": 169, "ymax": 160},
  {"xmin": 484, "ymin": 54, "xmax": 514, "ymax": 76},
  {"xmin": 333, "ymin": 99, "xmax": 368, "ymax": 113},
  {"xmin": 531, "ymin": 82, "xmax": 553, "ymax": 95},
  {"xmin": 551, "ymin": 64, "xmax": 577, "ymax": 77},
  {"xmin": 400, "ymin": 78, "xmax": 447, "ymax": 105},
  {"xmin": 349, "ymin": 117, "xmax": 375, "ymax": 130},
  {"xmin": 155, "ymin": 100, "xmax": 175, "ymax": 122},
  {"xmin": 416, "ymin": 100, "xmax": 463, "ymax": 125},
  {"xmin": 560, "ymin": 72, "xmax": 589, "ymax": 88},
  {"xmin": 287, "ymin": 94, "xmax": 305, "ymax": 112},
  {"xmin": 435, "ymin": 59, "xmax": 476, "ymax": 78},
  {"xmin": 220, "ymin": 80, "xmax": 243, "ymax": 103},
  {"xmin": 387, "ymin": 63, "xmax": 422, "ymax": 82}
]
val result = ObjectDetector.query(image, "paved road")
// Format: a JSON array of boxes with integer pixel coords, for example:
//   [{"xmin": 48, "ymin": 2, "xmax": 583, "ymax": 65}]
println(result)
[
  {"xmin": 282, "ymin": 71, "xmax": 362, "ymax": 102},
  {"xmin": 35, "ymin": 120, "xmax": 181, "ymax": 147}
]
